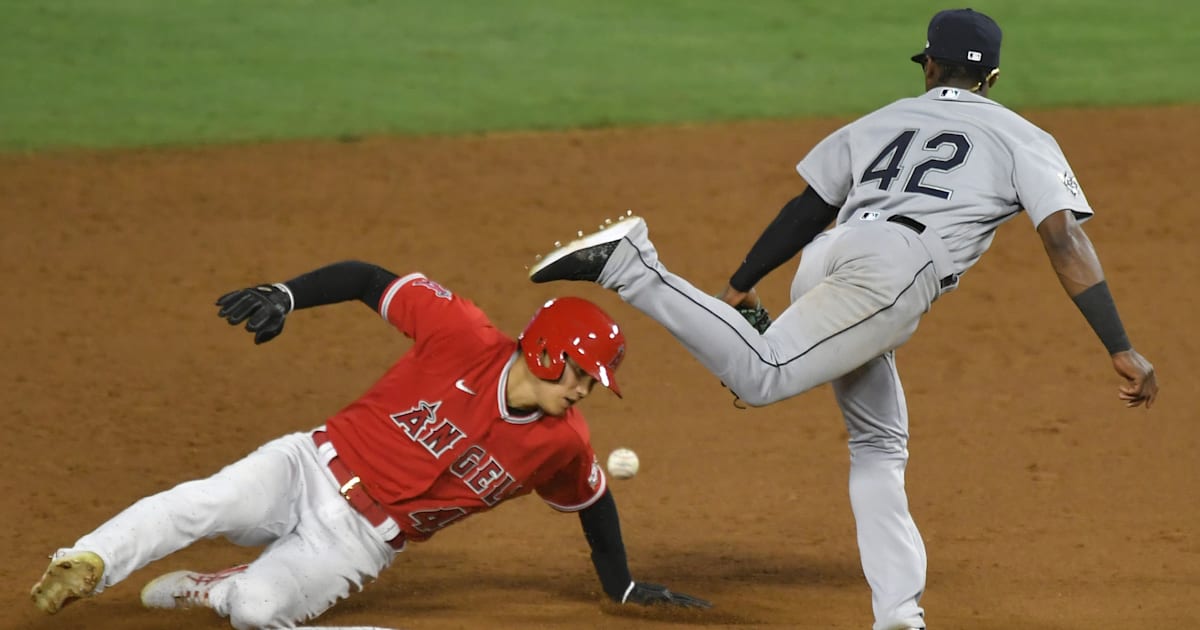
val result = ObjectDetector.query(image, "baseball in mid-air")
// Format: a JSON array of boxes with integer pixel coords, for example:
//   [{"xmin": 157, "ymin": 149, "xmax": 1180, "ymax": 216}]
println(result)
[{"xmin": 606, "ymin": 448, "xmax": 639, "ymax": 480}]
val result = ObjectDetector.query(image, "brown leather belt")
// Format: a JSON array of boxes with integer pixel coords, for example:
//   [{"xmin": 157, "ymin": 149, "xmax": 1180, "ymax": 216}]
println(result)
[{"xmin": 312, "ymin": 431, "xmax": 406, "ymax": 550}]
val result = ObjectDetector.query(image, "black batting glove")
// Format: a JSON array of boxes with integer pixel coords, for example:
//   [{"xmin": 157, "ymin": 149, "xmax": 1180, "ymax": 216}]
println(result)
[
  {"xmin": 622, "ymin": 581, "xmax": 712, "ymax": 609},
  {"xmin": 215, "ymin": 284, "xmax": 293, "ymax": 344}
]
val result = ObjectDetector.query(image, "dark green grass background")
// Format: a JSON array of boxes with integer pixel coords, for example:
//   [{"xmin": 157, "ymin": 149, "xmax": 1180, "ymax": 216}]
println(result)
[{"xmin": 2, "ymin": 0, "xmax": 1197, "ymax": 151}]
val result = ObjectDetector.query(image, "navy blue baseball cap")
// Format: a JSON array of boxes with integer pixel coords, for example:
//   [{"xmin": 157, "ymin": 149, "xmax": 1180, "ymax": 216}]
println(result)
[{"xmin": 911, "ymin": 8, "xmax": 1002, "ymax": 69}]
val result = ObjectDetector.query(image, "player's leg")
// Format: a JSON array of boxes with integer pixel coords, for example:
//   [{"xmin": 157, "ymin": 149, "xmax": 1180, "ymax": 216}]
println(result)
[
  {"xmin": 137, "ymin": 434, "xmax": 396, "ymax": 628},
  {"xmin": 34, "ymin": 432, "xmax": 310, "ymax": 611},
  {"xmin": 834, "ymin": 353, "xmax": 927, "ymax": 630},
  {"xmin": 581, "ymin": 218, "xmax": 941, "ymax": 405},
  {"xmin": 180, "ymin": 440, "xmax": 395, "ymax": 628},
  {"xmin": 218, "ymin": 513, "xmax": 393, "ymax": 629}
]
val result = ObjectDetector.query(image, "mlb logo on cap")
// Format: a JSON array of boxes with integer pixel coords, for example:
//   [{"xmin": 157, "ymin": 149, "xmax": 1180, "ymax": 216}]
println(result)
[{"xmin": 910, "ymin": 8, "xmax": 1002, "ymax": 69}]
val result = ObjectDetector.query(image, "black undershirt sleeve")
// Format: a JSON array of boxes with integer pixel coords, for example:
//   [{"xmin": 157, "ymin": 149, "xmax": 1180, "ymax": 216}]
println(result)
[
  {"xmin": 281, "ymin": 260, "xmax": 399, "ymax": 312},
  {"xmin": 728, "ymin": 186, "xmax": 840, "ymax": 293},
  {"xmin": 577, "ymin": 489, "xmax": 633, "ymax": 601}
]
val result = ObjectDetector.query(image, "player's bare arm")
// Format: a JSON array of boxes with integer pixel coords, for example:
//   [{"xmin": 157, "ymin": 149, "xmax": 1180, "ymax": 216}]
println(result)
[{"xmin": 1037, "ymin": 210, "xmax": 1158, "ymax": 408}]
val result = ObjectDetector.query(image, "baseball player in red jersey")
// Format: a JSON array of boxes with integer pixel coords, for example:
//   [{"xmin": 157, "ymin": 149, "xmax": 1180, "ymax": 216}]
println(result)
[{"xmin": 30, "ymin": 260, "xmax": 709, "ymax": 629}]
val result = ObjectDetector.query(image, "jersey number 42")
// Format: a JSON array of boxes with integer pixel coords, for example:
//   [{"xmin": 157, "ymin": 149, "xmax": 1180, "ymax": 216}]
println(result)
[{"xmin": 861, "ymin": 130, "xmax": 971, "ymax": 200}]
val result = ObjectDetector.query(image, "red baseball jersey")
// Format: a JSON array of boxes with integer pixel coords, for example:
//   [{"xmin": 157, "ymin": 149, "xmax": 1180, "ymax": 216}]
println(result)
[{"xmin": 323, "ymin": 273, "xmax": 607, "ymax": 542}]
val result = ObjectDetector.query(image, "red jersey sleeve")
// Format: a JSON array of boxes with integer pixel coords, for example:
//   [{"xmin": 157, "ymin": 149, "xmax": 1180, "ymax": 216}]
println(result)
[
  {"xmin": 536, "ymin": 416, "xmax": 607, "ymax": 512},
  {"xmin": 376, "ymin": 273, "xmax": 489, "ymax": 343}
]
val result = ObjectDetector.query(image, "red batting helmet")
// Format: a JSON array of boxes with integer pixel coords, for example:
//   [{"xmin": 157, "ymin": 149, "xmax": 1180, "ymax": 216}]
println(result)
[{"xmin": 518, "ymin": 297, "xmax": 626, "ymax": 397}]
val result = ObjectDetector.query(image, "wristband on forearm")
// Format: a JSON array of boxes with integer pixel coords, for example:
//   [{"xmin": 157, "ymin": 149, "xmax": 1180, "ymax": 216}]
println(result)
[
  {"xmin": 1071, "ymin": 281, "xmax": 1132, "ymax": 354},
  {"xmin": 270, "ymin": 283, "xmax": 295, "ymax": 313}
]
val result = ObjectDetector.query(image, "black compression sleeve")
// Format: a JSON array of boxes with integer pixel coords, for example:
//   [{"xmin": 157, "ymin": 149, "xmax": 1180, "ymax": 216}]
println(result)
[
  {"xmin": 281, "ymin": 260, "xmax": 399, "ymax": 311},
  {"xmin": 1072, "ymin": 280, "xmax": 1132, "ymax": 354},
  {"xmin": 729, "ymin": 186, "xmax": 839, "ymax": 292},
  {"xmin": 577, "ymin": 489, "xmax": 633, "ymax": 601}
]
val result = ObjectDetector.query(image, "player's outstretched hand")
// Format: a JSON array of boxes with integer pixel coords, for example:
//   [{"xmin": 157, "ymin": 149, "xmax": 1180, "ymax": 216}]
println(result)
[
  {"xmin": 623, "ymin": 581, "xmax": 712, "ymax": 609},
  {"xmin": 1111, "ymin": 348, "xmax": 1158, "ymax": 409},
  {"xmin": 215, "ymin": 285, "xmax": 292, "ymax": 344}
]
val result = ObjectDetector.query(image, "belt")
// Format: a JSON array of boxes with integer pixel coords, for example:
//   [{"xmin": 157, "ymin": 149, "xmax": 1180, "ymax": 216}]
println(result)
[
  {"xmin": 885, "ymin": 215, "xmax": 959, "ymax": 290},
  {"xmin": 312, "ymin": 431, "xmax": 406, "ymax": 550}
]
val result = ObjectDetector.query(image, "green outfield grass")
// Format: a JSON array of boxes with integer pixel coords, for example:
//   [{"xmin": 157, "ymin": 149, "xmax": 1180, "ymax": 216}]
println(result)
[{"xmin": 1, "ymin": 0, "xmax": 1196, "ymax": 151}]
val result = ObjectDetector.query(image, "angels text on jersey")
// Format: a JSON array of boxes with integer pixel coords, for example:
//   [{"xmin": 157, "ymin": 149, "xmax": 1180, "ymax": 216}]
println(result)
[{"xmin": 389, "ymin": 399, "xmax": 524, "ymax": 511}]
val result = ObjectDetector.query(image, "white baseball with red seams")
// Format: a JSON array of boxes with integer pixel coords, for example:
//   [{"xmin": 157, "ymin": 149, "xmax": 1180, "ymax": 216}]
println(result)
[{"xmin": 606, "ymin": 448, "xmax": 639, "ymax": 480}]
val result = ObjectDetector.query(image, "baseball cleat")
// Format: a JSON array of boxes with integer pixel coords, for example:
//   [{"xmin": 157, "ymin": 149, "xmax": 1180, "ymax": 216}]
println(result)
[
  {"xmin": 529, "ymin": 213, "xmax": 644, "ymax": 283},
  {"xmin": 140, "ymin": 564, "xmax": 248, "ymax": 609},
  {"xmin": 30, "ymin": 551, "xmax": 106, "ymax": 614}
]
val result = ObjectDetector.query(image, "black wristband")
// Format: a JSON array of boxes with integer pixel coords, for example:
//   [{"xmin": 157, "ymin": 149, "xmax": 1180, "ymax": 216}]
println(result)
[{"xmin": 1071, "ymin": 281, "xmax": 1132, "ymax": 355}]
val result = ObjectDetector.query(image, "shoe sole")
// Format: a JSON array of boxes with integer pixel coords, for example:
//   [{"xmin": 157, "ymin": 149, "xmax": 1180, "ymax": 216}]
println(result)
[
  {"xmin": 30, "ymin": 553, "xmax": 104, "ymax": 614},
  {"xmin": 528, "ymin": 216, "xmax": 644, "ymax": 282}
]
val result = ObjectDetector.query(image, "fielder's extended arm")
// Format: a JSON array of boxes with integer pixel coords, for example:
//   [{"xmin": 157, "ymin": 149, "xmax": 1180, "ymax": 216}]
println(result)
[
  {"xmin": 718, "ymin": 186, "xmax": 839, "ymax": 328},
  {"xmin": 727, "ymin": 186, "xmax": 840, "ymax": 296},
  {"xmin": 1037, "ymin": 209, "xmax": 1158, "ymax": 408}
]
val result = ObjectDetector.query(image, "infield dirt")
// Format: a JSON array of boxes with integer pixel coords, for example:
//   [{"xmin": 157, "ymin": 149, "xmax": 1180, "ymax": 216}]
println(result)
[{"xmin": 3, "ymin": 105, "xmax": 1197, "ymax": 629}]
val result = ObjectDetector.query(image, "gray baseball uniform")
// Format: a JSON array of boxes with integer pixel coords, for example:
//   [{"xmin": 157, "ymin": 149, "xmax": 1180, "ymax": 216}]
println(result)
[{"xmin": 589, "ymin": 86, "xmax": 1093, "ymax": 629}]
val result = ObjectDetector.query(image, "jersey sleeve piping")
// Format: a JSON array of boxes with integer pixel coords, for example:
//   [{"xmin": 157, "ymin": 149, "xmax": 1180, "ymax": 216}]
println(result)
[
  {"xmin": 795, "ymin": 162, "xmax": 842, "ymax": 210},
  {"xmin": 1023, "ymin": 183, "xmax": 1095, "ymax": 228},
  {"xmin": 542, "ymin": 467, "xmax": 608, "ymax": 513},
  {"xmin": 378, "ymin": 272, "xmax": 427, "ymax": 319},
  {"xmin": 1030, "ymin": 206, "xmax": 1095, "ymax": 229}
]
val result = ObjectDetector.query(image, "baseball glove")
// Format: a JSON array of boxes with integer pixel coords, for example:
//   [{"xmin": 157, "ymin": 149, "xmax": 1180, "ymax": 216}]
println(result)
[{"xmin": 735, "ymin": 302, "xmax": 772, "ymax": 333}]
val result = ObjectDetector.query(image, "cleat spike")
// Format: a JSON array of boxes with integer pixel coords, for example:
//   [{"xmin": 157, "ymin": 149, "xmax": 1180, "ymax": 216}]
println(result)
[
  {"xmin": 554, "ymin": 241, "xmax": 562, "ymax": 248},
  {"xmin": 535, "ymin": 254, "xmax": 542, "ymax": 261},
  {"xmin": 577, "ymin": 230, "xmax": 584, "ymax": 237}
]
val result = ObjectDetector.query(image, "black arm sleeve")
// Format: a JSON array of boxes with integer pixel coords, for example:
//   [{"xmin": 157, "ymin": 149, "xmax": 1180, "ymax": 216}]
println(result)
[
  {"xmin": 1071, "ymin": 280, "xmax": 1132, "ymax": 354},
  {"xmin": 578, "ymin": 489, "xmax": 633, "ymax": 601},
  {"xmin": 281, "ymin": 260, "xmax": 399, "ymax": 312},
  {"xmin": 728, "ymin": 186, "xmax": 839, "ymax": 292}
]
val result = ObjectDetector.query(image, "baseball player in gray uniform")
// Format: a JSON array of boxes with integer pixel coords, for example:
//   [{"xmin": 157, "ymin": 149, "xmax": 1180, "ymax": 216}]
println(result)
[{"xmin": 527, "ymin": 8, "xmax": 1159, "ymax": 630}]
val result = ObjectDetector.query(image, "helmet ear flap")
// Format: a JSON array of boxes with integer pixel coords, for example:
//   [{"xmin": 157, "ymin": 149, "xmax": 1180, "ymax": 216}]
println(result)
[{"xmin": 520, "ymin": 332, "xmax": 566, "ymax": 382}]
